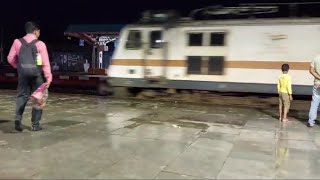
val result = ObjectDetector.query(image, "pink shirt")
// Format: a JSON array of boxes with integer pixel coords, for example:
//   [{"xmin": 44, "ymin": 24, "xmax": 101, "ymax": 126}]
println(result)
[{"xmin": 7, "ymin": 34, "xmax": 52, "ymax": 83}]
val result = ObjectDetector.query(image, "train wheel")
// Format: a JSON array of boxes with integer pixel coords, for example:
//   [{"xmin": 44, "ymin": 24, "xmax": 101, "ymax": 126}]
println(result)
[
  {"xmin": 128, "ymin": 87, "xmax": 142, "ymax": 97},
  {"xmin": 97, "ymin": 82, "xmax": 111, "ymax": 96},
  {"xmin": 112, "ymin": 87, "xmax": 129, "ymax": 98}
]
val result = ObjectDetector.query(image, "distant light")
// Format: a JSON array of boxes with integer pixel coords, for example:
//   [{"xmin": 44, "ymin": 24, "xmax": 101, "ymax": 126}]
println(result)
[
  {"xmin": 67, "ymin": 37, "xmax": 71, "ymax": 40},
  {"xmin": 98, "ymin": 36, "xmax": 118, "ymax": 46},
  {"xmin": 79, "ymin": 39, "xmax": 85, "ymax": 46},
  {"xmin": 114, "ymin": 41, "xmax": 117, "ymax": 48},
  {"xmin": 155, "ymin": 40, "xmax": 164, "ymax": 43}
]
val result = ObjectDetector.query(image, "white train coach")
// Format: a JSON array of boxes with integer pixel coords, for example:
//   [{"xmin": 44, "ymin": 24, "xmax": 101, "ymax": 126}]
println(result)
[{"xmin": 108, "ymin": 17, "xmax": 320, "ymax": 95}]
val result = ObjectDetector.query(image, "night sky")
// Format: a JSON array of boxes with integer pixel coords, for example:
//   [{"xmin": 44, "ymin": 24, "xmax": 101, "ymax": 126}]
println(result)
[
  {"xmin": 1, "ymin": 0, "xmax": 235, "ymax": 42},
  {"xmin": 1, "ymin": 0, "xmax": 320, "ymax": 50}
]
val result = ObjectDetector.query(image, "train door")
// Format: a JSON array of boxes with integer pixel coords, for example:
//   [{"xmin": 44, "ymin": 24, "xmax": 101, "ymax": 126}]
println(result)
[
  {"xmin": 142, "ymin": 28, "xmax": 166, "ymax": 79},
  {"xmin": 119, "ymin": 28, "xmax": 166, "ymax": 79}
]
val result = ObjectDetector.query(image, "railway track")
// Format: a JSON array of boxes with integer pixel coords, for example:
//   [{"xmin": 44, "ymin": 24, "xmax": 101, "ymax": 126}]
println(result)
[
  {"xmin": 128, "ymin": 89, "xmax": 310, "ymax": 112},
  {"xmin": 51, "ymin": 86, "xmax": 311, "ymax": 112},
  {"xmin": 1, "ymin": 84, "xmax": 311, "ymax": 112}
]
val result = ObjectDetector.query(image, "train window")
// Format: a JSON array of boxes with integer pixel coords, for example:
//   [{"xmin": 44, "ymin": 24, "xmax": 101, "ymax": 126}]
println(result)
[
  {"xmin": 187, "ymin": 56, "xmax": 202, "ymax": 74},
  {"xmin": 150, "ymin": 31, "xmax": 163, "ymax": 49},
  {"xmin": 125, "ymin": 30, "xmax": 142, "ymax": 49},
  {"xmin": 210, "ymin": 33, "xmax": 225, "ymax": 46},
  {"xmin": 208, "ymin": 56, "xmax": 225, "ymax": 75},
  {"xmin": 188, "ymin": 33, "xmax": 203, "ymax": 46}
]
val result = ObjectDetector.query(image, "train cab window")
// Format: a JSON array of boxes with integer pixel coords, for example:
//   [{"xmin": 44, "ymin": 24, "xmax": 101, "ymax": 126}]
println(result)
[
  {"xmin": 150, "ymin": 31, "xmax": 163, "ymax": 49},
  {"xmin": 210, "ymin": 33, "xmax": 225, "ymax": 46},
  {"xmin": 188, "ymin": 33, "xmax": 203, "ymax": 46},
  {"xmin": 208, "ymin": 56, "xmax": 225, "ymax": 75},
  {"xmin": 125, "ymin": 30, "xmax": 142, "ymax": 49},
  {"xmin": 187, "ymin": 56, "xmax": 202, "ymax": 74}
]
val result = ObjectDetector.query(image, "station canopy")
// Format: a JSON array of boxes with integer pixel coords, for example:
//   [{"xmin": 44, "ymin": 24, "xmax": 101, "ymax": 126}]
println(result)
[{"xmin": 64, "ymin": 24, "xmax": 126, "ymax": 45}]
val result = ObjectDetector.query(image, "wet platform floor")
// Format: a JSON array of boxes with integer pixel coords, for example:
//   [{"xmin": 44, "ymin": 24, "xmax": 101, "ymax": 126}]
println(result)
[{"xmin": 0, "ymin": 90, "xmax": 320, "ymax": 179}]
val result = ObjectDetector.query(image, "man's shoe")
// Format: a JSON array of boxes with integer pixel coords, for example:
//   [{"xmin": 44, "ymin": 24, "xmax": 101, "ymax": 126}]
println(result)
[
  {"xmin": 14, "ymin": 121, "xmax": 23, "ymax": 132},
  {"xmin": 315, "ymin": 120, "xmax": 320, "ymax": 125},
  {"xmin": 31, "ymin": 126, "xmax": 42, "ymax": 131},
  {"xmin": 307, "ymin": 123, "xmax": 314, "ymax": 128}
]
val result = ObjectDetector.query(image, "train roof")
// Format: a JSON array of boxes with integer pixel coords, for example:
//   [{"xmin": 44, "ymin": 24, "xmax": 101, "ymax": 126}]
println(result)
[{"xmin": 125, "ymin": 17, "xmax": 320, "ymax": 29}]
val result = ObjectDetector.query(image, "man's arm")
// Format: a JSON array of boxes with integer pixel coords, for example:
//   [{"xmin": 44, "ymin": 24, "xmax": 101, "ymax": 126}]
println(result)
[
  {"xmin": 38, "ymin": 41, "xmax": 52, "ymax": 84},
  {"xmin": 310, "ymin": 65, "xmax": 320, "ymax": 80},
  {"xmin": 287, "ymin": 77, "xmax": 293, "ymax": 100},
  {"xmin": 7, "ymin": 39, "xmax": 19, "ymax": 68}
]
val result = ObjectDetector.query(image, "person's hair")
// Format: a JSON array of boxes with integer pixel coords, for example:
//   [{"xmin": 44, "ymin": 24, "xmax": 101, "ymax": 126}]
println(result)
[
  {"xmin": 281, "ymin": 63, "xmax": 290, "ymax": 72},
  {"xmin": 25, "ymin": 21, "xmax": 40, "ymax": 34}
]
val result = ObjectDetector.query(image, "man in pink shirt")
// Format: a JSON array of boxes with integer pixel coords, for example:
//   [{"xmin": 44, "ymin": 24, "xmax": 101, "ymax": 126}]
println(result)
[{"xmin": 7, "ymin": 21, "xmax": 52, "ymax": 132}]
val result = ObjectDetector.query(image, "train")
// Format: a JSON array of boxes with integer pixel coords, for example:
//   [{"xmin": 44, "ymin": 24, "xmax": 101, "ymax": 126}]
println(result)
[
  {"xmin": 1, "ymin": 6, "xmax": 319, "ymax": 96},
  {"xmin": 107, "ymin": 15, "xmax": 320, "ymax": 96}
]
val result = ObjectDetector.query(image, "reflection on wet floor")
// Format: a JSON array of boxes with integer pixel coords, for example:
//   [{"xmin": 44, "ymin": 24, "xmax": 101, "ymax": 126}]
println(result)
[{"xmin": 0, "ymin": 90, "xmax": 319, "ymax": 179}]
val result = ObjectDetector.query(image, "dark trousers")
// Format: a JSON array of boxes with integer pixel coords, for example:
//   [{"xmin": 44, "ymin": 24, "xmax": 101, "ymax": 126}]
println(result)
[{"xmin": 15, "ymin": 75, "xmax": 44, "ymax": 127}]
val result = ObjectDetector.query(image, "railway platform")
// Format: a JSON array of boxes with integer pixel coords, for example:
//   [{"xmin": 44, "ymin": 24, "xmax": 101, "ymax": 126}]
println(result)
[{"xmin": 0, "ymin": 90, "xmax": 319, "ymax": 179}]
